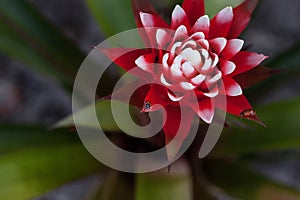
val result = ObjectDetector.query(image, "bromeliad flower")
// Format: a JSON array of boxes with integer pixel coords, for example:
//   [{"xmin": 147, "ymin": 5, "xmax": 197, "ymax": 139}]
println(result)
[{"xmin": 101, "ymin": 0, "xmax": 270, "ymax": 160}]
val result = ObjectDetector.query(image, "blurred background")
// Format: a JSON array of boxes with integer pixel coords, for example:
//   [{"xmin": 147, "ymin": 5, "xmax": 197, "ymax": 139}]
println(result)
[{"xmin": 0, "ymin": 0, "xmax": 300, "ymax": 199}]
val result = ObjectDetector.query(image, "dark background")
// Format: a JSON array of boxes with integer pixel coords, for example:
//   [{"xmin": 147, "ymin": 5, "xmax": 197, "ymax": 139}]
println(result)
[{"xmin": 0, "ymin": 0, "xmax": 300, "ymax": 199}]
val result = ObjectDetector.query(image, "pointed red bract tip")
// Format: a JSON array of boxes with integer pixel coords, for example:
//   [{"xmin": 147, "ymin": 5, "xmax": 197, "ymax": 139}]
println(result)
[
  {"xmin": 234, "ymin": 66, "xmax": 284, "ymax": 89},
  {"xmin": 228, "ymin": 0, "xmax": 259, "ymax": 38}
]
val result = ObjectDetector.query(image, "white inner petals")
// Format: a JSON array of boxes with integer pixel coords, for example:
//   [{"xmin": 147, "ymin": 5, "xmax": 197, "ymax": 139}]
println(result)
[
  {"xmin": 226, "ymin": 82, "xmax": 243, "ymax": 96},
  {"xmin": 181, "ymin": 40, "xmax": 197, "ymax": 49},
  {"xmin": 156, "ymin": 29, "xmax": 169, "ymax": 48},
  {"xmin": 197, "ymin": 39, "xmax": 209, "ymax": 50},
  {"xmin": 161, "ymin": 74, "xmax": 172, "ymax": 86},
  {"xmin": 137, "ymin": 23, "xmax": 243, "ymax": 102},
  {"xmin": 180, "ymin": 48, "xmax": 202, "ymax": 67},
  {"xmin": 182, "ymin": 61, "xmax": 196, "ymax": 78},
  {"xmin": 211, "ymin": 53, "xmax": 219, "ymax": 68},
  {"xmin": 173, "ymin": 25, "xmax": 188, "ymax": 42},
  {"xmin": 135, "ymin": 55, "xmax": 148, "ymax": 71},
  {"xmin": 204, "ymin": 86, "xmax": 219, "ymax": 98},
  {"xmin": 191, "ymin": 74, "xmax": 206, "ymax": 85},
  {"xmin": 162, "ymin": 53, "xmax": 170, "ymax": 71},
  {"xmin": 157, "ymin": 24, "xmax": 225, "ymax": 97},
  {"xmin": 170, "ymin": 62, "xmax": 183, "ymax": 78},
  {"xmin": 208, "ymin": 70, "xmax": 222, "ymax": 84},
  {"xmin": 198, "ymin": 108, "xmax": 214, "ymax": 124},
  {"xmin": 180, "ymin": 82, "xmax": 196, "ymax": 90},
  {"xmin": 200, "ymin": 56, "xmax": 212, "ymax": 72},
  {"xmin": 131, "ymin": 5, "xmax": 248, "ymax": 126},
  {"xmin": 168, "ymin": 92, "xmax": 183, "ymax": 102},
  {"xmin": 210, "ymin": 37, "xmax": 227, "ymax": 53},
  {"xmin": 189, "ymin": 32, "xmax": 205, "ymax": 40},
  {"xmin": 221, "ymin": 60, "xmax": 236, "ymax": 75},
  {"xmin": 170, "ymin": 42, "xmax": 182, "ymax": 55},
  {"xmin": 191, "ymin": 15, "xmax": 210, "ymax": 34}
]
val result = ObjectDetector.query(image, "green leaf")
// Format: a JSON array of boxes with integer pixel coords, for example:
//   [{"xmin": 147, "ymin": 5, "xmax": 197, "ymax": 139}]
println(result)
[
  {"xmin": 0, "ymin": 0, "xmax": 85, "ymax": 86},
  {"xmin": 0, "ymin": 125, "xmax": 79, "ymax": 154},
  {"xmin": 0, "ymin": 144, "xmax": 103, "ymax": 200},
  {"xmin": 204, "ymin": 160, "xmax": 300, "ymax": 200},
  {"xmin": 85, "ymin": 0, "xmax": 135, "ymax": 37},
  {"xmin": 53, "ymin": 100, "xmax": 119, "ymax": 131},
  {"xmin": 54, "ymin": 100, "xmax": 149, "ymax": 136},
  {"xmin": 152, "ymin": 0, "xmax": 244, "ymax": 19},
  {"xmin": 0, "ymin": 125, "xmax": 104, "ymax": 200},
  {"xmin": 92, "ymin": 171, "xmax": 134, "ymax": 200},
  {"xmin": 213, "ymin": 98, "xmax": 300, "ymax": 156},
  {"xmin": 204, "ymin": 0, "xmax": 244, "ymax": 17},
  {"xmin": 135, "ymin": 160, "xmax": 192, "ymax": 200}
]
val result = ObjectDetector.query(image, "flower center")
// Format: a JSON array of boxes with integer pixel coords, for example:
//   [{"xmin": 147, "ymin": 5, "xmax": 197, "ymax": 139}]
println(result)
[{"xmin": 159, "ymin": 27, "xmax": 221, "ymax": 98}]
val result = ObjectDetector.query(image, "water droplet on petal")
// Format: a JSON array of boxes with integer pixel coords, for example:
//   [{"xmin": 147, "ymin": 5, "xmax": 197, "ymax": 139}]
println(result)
[
  {"xmin": 240, "ymin": 109, "xmax": 266, "ymax": 127},
  {"xmin": 240, "ymin": 109, "xmax": 256, "ymax": 118},
  {"xmin": 144, "ymin": 101, "xmax": 151, "ymax": 110}
]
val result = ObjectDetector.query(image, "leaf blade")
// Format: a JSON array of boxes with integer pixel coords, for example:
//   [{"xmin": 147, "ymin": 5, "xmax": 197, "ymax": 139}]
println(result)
[
  {"xmin": 85, "ymin": 0, "xmax": 135, "ymax": 37},
  {"xmin": 136, "ymin": 160, "xmax": 192, "ymax": 200},
  {"xmin": 214, "ymin": 98, "xmax": 300, "ymax": 156},
  {"xmin": 204, "ymin": 160, "xmax": 300, "ymax": 200},
  {"xmin": 0, "ymin": 0, "xmax": 85, "ymax": 85}
]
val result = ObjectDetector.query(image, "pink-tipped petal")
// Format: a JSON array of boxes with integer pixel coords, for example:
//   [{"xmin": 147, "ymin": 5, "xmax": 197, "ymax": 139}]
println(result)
[
  {"xmin": 215, "ymin": 94, "xmax": 251, "ymax": 116},
  {"xmin": 135, "ymin": 53, "xmax": 157, "ymax": 73},
  {"xmin": 209, "ymin": 7, "xmax": 234, "ymax": 39},
  {"xmin": 191, "ymin": 15, "xmax": 210, "ymax": 37},
  {"xmin": 203, "ymin": 86, "xmax": 219, "ymax": 98},
  {"xmin": 200, "ymin": 56, "xmax": 212, "ymax": 73},
  {"xmin": 156, "ymin": 29, "xmax": 172, "ymax": 48},
  {"xmin": 172, "ymin": 25, "xmax": 189, "ymax": 43},
  {"xmin": 100, "ymin": 48, "xmax": 153, "ymax": 78},
  {"xmin": 191, "ymin": 74, "xmax": 206, "ymax": 85},
  {"xmin": 207, "ymin": 70, "xmax": 222, "ymax": 85},
  {"xmin": 230, "ymin": 51, "xmax": 269, "ymax": 76},
  {"xmin": 161, "ymin": 74, "xmax": 172, "ymax": 86},
  {"xmin": 215, "ymin": 94, "xmax": 264, "ymax": 125},
  {"xmin": 140, "ymin": 12, "xmax": 168, "ymax": 28},
  {"xmin": 180, "ymin": 82, "xmax": 196, "ymax": 90},
  {"xmin": 210, "ymin": 37, "xmax": 227, "ymax": 54},
  {"xmin": 143, "ymin": 84, "xmax": 171, "ymax": 112},
  {"xmin": 180, "ymin": 48, "xmax": 202, "ymax": 67},
  {"xmin": 221, "ymin": 39, "xmax": 244, "ymax": 59},
  {"xmin": 228, "ymin": 0, "xmax": 259, "ymax": 39},
  {"xmin": 182, "ymin": 0, "xmax": 205, "ymax": 26},
  {"xmin": 132, "ymin": 0, "xmax": 168, "ymax": 46},
  {"xmin": 221, "ymin": 76, "xmax": 243, "ymax": 96},
  {"xmin": 170, "ymin": 64, "xmax": 183, "ymax": 79},
  {"xmin": 132, "ymin": 0, "xmax": 160, "ymax": 27},
  {"xmin": 184, "ymin": 95, "xmax": 214, "ymax": 124},
  {"xmin": 182, "ymin": 40, "xmax": 198, "ymax": 50},
  {"xmin": 198, "ymin": 97, "xmax": 215, "ymax": 123},
  {"xmin": 162, "ymin": 53, "xmax": 170, "ymax": 69},
  {"xmin": 163, "ymin": 106, "xmax": 195, "ymax": 161},
  {"xmin": 189, "ymin": 32, "xmax": 205, "ymax": 40},
  {"xmin": 211, "ymin": 53, "xmax": 219, "ymax": 68},
  {"xmin": 140, "ymin": 12, "xmax": 169, "ymax": 46},
  {"xmin": 171, "ymin": 5, "xmax": 190, "ymax": 30},
  {"xmin": 168, "ymin": 92, "xmax": 183, "ymax": 102},
  {"xmin": 219, "ymin": 59, "xmax": 236, "ymax": 75},
  {"xmin": 182, "ymin": 62, "xmax": 197, "ymax": 78}
]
